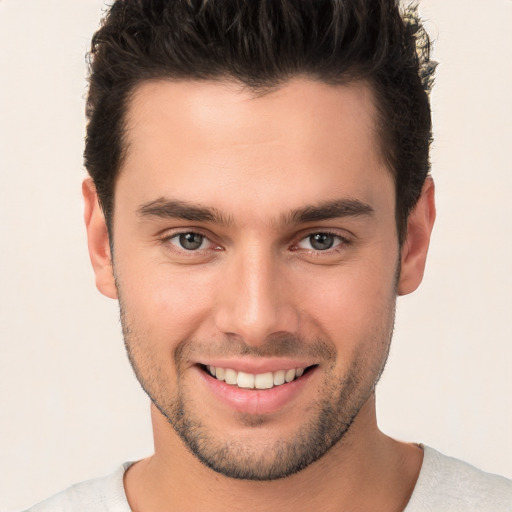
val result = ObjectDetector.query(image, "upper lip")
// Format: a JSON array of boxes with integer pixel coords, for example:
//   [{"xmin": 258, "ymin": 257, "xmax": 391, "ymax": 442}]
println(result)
[{"xmin": 196, "ymin": 358, "xmax": 316, "ymax": 374}]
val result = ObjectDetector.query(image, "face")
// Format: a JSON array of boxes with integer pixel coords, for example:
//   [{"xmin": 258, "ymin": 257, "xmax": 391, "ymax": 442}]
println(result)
[{"xmin": 91, "ymin": 78, "xmax": 408, "ymax": 480}]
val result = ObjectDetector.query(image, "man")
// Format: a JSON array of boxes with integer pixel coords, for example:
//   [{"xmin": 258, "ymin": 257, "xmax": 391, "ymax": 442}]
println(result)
[{"xmin": 24, "ymin": 0, "xmax": 511, "ymax": 510}]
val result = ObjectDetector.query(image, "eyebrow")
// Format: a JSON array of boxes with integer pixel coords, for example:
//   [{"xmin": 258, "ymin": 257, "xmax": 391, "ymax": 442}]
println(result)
[
  {"xmin": 137, "ymin": 198, "xmax": 233, "ymax": 226},
  {"xmin": 284, "ymin": 198, "xmax": 375, "ymax": 224},
  {"xmin": 137, "ymin": 197, "xmax": 374, "ymax": 226}
]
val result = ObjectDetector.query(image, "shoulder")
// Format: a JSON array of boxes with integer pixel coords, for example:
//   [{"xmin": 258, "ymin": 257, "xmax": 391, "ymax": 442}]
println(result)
[
  {"xmin": 21, "ymin": 462, "xmax": 133, "ymax": 512},
  {"xmin": 405, "ymin": 445, "xmax": 512, "ymax": 512}
]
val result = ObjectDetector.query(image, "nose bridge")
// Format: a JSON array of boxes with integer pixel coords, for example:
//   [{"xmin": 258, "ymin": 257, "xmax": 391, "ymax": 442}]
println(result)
[{"xmin": 214, "ymin": 243, "xmax": 299, "ymax": 344}]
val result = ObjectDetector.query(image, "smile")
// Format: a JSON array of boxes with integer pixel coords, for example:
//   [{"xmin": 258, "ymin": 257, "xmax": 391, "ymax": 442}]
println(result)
[{"xmin": 205, "ymin": 365, "xmax": 309, "ymax": 390}]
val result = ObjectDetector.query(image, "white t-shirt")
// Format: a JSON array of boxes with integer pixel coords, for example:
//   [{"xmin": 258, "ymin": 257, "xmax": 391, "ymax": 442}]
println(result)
[{"xmin": 23, "ymin": 446, "xmax": 512, "ymax": 511}]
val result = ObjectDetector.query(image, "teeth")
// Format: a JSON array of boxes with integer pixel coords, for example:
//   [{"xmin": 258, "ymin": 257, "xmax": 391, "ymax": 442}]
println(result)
[
  {"xmin": 237, "ymin": 371, "xmax": 255, "ymax": 389},
  {"xmin": 273, "ymin": 370, "xmax": 285, "ymax": 386},
  {"xmin": 206, "ymin": 365, "xmax": 308, "ymax": 389},
  {"xmin": 285, "ymin": 369, "xmax": 296, "ymax": 382},
  {"xmin": 215, "ymin": 367, "xmax": 225, "ymax": 381},
  {"xmin": 254, "ymin": 372, "xmax": 274, "ymax": 390},
  {"xmin": 224, "ymin": 368, "xmax": 237, "ymax": 385}
]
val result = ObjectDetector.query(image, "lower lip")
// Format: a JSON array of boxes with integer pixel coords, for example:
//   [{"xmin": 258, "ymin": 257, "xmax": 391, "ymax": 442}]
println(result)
[{"xmin": 195, "ymin": 366, "xmax": 316, "ymax": 415}]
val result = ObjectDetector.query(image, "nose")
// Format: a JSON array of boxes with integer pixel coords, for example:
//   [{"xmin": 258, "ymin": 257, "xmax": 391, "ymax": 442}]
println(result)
[{"xmin": 213, "ymin": 247, "xmax": 300, "ymax": 346}]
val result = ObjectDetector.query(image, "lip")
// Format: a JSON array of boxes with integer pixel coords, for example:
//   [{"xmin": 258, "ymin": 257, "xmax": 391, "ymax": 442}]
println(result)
[{"xmin": 195, "ymin": 363, "xmax": 317, "ymax": 415}]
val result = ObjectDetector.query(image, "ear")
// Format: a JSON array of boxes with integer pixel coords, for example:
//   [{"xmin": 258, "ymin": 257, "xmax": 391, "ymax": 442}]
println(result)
[
  {"xmin": 82, "ymin": 178, "xmax": 118, "ymax": 299},
  {"xmin": 397, "ymin": 177, "xmax": 436, "ymax": 296}
]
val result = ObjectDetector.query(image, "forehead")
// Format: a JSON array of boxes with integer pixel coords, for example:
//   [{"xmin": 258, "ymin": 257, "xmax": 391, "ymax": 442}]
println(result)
[
  {"xmin": 124, "ymin": 77, "xmax": 381, "ymax": 158},
  {"xmin": 118, "ymin": 78, "xmax": 393, "ymax": 220}
]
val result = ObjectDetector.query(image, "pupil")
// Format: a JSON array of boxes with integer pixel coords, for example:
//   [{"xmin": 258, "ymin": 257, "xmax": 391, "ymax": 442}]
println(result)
[
  {"xmin": 310, "ymin": 233, "xmax": 334, "ymax": 250},
  {"xmin": 179, "ymin": 233, "xmax": 203, "ymax": 250}
]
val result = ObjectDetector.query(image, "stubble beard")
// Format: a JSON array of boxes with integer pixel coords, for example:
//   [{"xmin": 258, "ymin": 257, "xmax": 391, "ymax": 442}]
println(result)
[
  {"xmin": 118, "ymin": 299, "xmax": 395, "ymax": 481},
  {"xmin": 161, "ymin": 360, "xmax": 372, "ymax": 480}
]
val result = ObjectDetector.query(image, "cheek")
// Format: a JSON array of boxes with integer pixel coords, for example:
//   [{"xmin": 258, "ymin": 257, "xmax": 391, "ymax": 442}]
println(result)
[
  {"xmin": 115, "ymin": 253, "xmax": 218, "ymax": 346},
  {"xmin": 296, "ymin": 259, "xmax": 397, "ymax": 345}
]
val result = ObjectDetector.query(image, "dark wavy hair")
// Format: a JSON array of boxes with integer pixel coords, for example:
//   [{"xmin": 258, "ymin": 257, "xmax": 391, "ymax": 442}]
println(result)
[{"xmin": 85, "ymin": 0, "xmax": 435, "ymax": 244}]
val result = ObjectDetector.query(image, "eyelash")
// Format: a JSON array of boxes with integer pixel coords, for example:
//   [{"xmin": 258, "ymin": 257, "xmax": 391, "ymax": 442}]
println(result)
[
  {"xmin": 293, "ymin": 231, "xmax": 351, "ymax": 254},
  {"xmin": 161, "ymin": 230, "xmax": 220, "ymax": 256},
  {"xmin": 160, "ymin": 229, "xmax": 351, "ymax": 257}
]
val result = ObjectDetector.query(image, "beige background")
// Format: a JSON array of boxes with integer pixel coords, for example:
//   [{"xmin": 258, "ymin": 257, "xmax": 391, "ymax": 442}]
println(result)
[{"xmin": 1, "ymin": 0, "xmax": 511, "ymax": 510}]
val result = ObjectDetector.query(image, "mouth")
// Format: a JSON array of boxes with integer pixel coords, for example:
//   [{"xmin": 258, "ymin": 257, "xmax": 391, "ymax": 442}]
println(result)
[{"xmin": 201, "ymin": 364, "xmax": 317, "ymax": 390}]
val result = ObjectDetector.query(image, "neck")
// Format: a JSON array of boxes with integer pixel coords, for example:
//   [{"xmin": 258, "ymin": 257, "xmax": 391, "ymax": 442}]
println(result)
[{"xmin": 124, "ymin": 396, "xmax": 423, "ymax": 512}]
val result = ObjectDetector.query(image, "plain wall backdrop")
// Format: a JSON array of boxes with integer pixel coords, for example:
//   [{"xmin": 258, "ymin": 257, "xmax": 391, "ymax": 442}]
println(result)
[{"xmin": 0, "ymin": 0, "xmax": 511, "ymax": 510}]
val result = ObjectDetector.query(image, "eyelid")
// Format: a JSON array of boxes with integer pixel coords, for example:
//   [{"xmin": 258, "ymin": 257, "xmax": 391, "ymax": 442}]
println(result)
[
  {"xmin": 160, "ymin": 228, "xmax": 222, "ymax": 252},
  {"xmin": 157, "ymin": 227, "xmax": 352, "ymax": 255},
  {"xmin": 169, "ymin": 233, "xmax": 210, "ymax": 251},
  {"xmin": 291, "ymin": 229, "xmax": 352, "ymax": 252}
]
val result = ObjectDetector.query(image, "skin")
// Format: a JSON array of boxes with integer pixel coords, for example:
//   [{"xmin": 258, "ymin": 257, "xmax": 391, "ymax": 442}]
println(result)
[{"xmin": 84, "ymin": 78, "xmax": 435, "ymax": 511}]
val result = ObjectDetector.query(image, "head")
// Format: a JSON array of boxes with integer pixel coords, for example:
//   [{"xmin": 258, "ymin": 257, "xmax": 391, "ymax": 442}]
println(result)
[
  {"xmin": 85, "ymin": 0, "xmax": 435, "ymax": 245},
  {"xmin": 83, "ymin": 0, "xmax": 436, "ymax": 481}
]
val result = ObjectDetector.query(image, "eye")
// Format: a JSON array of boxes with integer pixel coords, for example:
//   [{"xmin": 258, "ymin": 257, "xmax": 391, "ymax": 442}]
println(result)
[
  {"xmin": 169, "ymin": 232, "xmax": 210, "ymax": 251},
  {"xmin": 297, "ymin": 232, "xmax": 345, "ymax": 251}
]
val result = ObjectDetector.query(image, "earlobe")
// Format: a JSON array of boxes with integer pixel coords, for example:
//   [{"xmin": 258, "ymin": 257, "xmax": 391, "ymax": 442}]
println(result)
[
  {"xmin": 397, "ymin": 177, "xmax": 436, "ymax": 296},
  {"xmin": 82, "ymin": 178, "xmax": 118, "ymax": 299}
]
